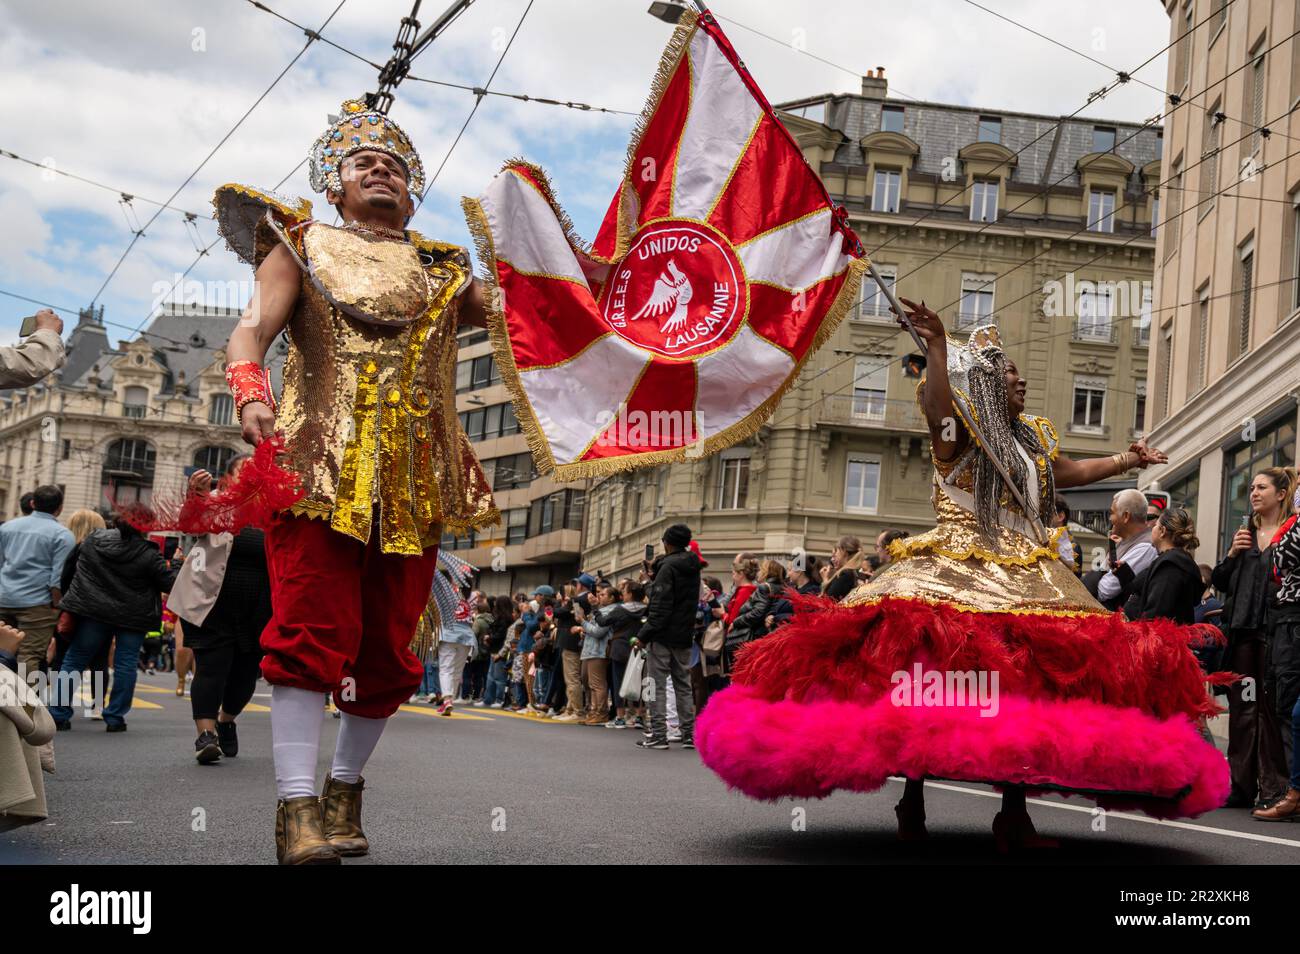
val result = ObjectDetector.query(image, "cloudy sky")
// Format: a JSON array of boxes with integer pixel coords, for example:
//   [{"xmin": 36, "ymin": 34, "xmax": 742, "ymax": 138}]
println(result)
[{"xmin": 0, "ymin": 0, "xmax": 1172, "ymax": 347}]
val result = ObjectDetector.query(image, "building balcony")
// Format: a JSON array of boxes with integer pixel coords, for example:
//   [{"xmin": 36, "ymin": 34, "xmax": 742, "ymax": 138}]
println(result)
[
  {"xmin": 521, "ymin": 528, "xmax": 582, "ymax": 563},
  {"xmin": 1071, "ymin": 320, "xmax": 1118, "ymax": 345},
  {"xmin": 816, "ymin": 394, "xmax": 927, "ymax": 433},
  {"xmin": 1132, "ymin": 324, "xmax": 1150, "ymax": 349}
]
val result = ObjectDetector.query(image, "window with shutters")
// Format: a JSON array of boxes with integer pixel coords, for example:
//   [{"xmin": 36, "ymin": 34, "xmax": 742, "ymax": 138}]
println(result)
[
  {"xmin": 1176, "ymin": 2, "xmax": 1194, "ymax": 91},
  {"xmin": 1200, "ymin": 106, "xmax": 1221, "ymax": 215},
  {"xmin": 1234, "ymin": 245, "xmax": 1254, "ymax": 359},
  {"xmin": 1211, "ymin": 0, "xmax": 1228, "ymax": 37},
  {"xmin": 1292, "ymin": 193, "xmax": 1300, "ymax": 313},
  {"xmin": 1157, "ymin": 324, "xmax": 1173, "ymax": 422},
  {"xmin": 1249, "ymin": 53, "xmax": 1266, "ymax": 156},
  {"xmin": 852, "ymin": 357, "xmax": 889, "ymax": 420},
  {"xmin": 1195, "ymin": 287, "xmax": 1210, "ymax": 392},
  {"xmin": 1163, "ymin": 159, "xmax": 1182, "ymax": 261},
  {"xmin": 958, "ymin": 274, "xmax": 995, "ymax": 329}
]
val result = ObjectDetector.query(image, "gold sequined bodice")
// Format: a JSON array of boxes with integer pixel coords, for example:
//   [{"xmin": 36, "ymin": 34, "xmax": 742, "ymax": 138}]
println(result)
[
  {"xmin": 276, "ymin": 223, "xmax": 498, "ymax": 554},
  {"xmin": 845, "ymin": 416, "xmax": 1103, "ymax": 616}
]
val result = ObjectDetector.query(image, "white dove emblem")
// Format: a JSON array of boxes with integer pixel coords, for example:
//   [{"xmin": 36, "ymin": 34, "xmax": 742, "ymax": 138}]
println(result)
[{"xmin": 631, "ymin": 259, "xmax": 693, "ymax": 334}]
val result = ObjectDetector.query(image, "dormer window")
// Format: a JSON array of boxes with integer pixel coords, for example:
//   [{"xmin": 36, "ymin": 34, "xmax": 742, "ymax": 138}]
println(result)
[
  {"xmin": 1092, "ymin": 126, "xmax": 1117, "ymax": 153},
  {"xmin": 881, "ymin": 105, "xmax": 904, "ymax": 133},
  {"xmin": 977, "ymin": 116, "xmax": 1001, "ymax": 143}
]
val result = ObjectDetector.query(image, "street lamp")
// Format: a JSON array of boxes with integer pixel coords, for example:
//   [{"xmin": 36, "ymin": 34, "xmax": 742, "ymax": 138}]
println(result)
[{"xmin": 647, "ymin": 2, "xmax": 689, "ymax": 24}]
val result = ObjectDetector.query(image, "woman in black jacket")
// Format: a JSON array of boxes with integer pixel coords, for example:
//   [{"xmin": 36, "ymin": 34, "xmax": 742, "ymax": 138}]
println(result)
[
  {"xmin": 169, "ymin": 462, "xmax": 273, "ymax": 763},
  {"xmin": 1256, "ymin": 497, "xmax": 1300, "ymax": 820},
  {"xmin": 1123, "ymin": 508, "xmax": 1203, "ymax": 624},
  {"xmin": 768, "ymin": 556, "xmax": 822, "ymax": 630},
  {"xmin": 48, "ymin": 518, "xmax": 179, "ymax": 731},
  {"xmin": 1210, "ymin": 466, "xmax": 1293, "ymax": 809},
  {"xmin": 726, "ymin": 559, "xmax": 787, "ymax": 651}
]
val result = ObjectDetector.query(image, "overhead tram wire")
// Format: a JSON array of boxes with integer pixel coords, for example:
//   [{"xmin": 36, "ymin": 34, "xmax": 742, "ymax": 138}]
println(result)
[
  {"xmin": 763, "ymin": 133, "xmax": 1300, "ymax": 429},
  {"xmin": 784, "ymin": 121, "xmax": 1300, "ymax": 426},
  {"xmin": 873, "ymin": 19, "xmax": 1300, "ymax": 315},
  {"xmin": 416, "ymin": 0, "xmax": 536, "ymax": 205},
  {"xmin": 245, "ymin": 0, "xmax": 636, "ymax": 115},
  {"xmin": 959, "ymin": 0, "xmax": 1294, "ymax": 143},
  {"xmin": 866, "ymin": 0, "xmax": 1247, "ymax": 261},
  {"xmin": 91, "ymin": 0, "xmax": 349, "ymax": 311},
  {"xmin": 896, "ymin": 88, "xmax": 1300, "ymax": 320},
  {"xmin": 709, "ymin": 11, "xmax": 926, "ymax": 103},
  {"xmin": 0, "ymin": 150, "xmax": 208, "ymax": 220}
]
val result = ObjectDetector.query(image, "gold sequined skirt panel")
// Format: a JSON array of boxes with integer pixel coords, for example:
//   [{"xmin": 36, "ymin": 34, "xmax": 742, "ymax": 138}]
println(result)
[{"xmin": 843, "ymin": 547, "xmax": 1104, "ymax": 616}]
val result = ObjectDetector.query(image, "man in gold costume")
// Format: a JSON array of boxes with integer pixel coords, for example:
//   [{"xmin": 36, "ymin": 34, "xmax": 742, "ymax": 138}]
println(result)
[{"xmin": 218, "ymin": 99, "xmax": 498, "ymax": 864}]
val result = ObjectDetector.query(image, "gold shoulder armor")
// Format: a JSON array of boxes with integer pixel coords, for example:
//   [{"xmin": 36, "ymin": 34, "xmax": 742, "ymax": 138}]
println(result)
[{"xmin": 213, "ymin": 183, "xmax": 313, "ymax": 267}]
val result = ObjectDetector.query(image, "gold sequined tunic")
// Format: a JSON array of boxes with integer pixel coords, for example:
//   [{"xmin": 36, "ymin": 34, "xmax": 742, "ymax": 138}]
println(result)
[
  {"xmin": 845, "ymin": 415, "xmax": 1104, "ymax": 616},
  {"xmin": 214, "ymin": 184, "xmax": 499, "ymax": 555}
]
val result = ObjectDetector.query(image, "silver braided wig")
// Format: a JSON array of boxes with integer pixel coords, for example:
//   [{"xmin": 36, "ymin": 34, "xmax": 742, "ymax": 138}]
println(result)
[{"xmin": 963, "ymin": 348, "xmax": 1055, "ymax": 535}]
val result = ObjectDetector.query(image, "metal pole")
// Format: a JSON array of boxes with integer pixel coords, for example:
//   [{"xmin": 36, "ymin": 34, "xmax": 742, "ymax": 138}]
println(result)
[{"xmin": 862, "ymin": 261, "xmax": 1049, "ymax": 545}]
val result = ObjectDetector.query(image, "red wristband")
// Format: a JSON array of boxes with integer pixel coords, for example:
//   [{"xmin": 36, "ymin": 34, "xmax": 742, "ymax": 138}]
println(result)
[{"xmin": 225, "ymin": 360, "xmax": 276, "ymax": 417}]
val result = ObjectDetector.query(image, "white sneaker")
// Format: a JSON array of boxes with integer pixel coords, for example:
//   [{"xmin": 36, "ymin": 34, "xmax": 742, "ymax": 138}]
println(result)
[
  {"xmin": 555, "ymin": 713, "xmax": 580, "ymax": 722},
  {"xmin": 667, "ymin": 731, "xmax": 683, "ymax": 743},
  {"xmin": 490, "ymin": 702, "xmax": 505, "ymax": 709},
  {"xmin": 472, "ymin": 699, "xmax": 486, "ymax": 707}
]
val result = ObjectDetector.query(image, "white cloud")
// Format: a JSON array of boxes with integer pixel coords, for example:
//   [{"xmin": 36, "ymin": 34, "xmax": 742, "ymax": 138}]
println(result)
[{"xmin": 0, "ymin": 0, "xmax": 1171, "ymax": 339}]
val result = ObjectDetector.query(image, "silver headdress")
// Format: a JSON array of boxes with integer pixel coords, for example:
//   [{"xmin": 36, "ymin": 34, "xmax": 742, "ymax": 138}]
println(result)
[{"xmin": 947, "ymin": 323, "xmax": 1053, "ymax": 534}]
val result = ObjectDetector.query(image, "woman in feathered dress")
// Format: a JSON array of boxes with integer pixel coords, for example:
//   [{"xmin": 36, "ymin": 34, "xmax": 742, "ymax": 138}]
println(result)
[{"xmin": 696, "ymin": 300, "xmax": 1229, "ymax": 851}]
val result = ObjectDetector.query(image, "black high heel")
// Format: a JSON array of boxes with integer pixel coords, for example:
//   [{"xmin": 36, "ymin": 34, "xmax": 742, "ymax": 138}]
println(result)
[{"xmin": 895, "ymin": 799, "xmax": 928, "ymax": 842}]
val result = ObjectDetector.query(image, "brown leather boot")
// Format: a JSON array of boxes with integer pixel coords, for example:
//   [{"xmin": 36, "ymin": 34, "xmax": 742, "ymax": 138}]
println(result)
[
  {"xmin": 275, "ymin": 796, "xmax": 341, "ymax": 865},
  {"xmin": 320, "ymin": 775, "xmax": 369, "ymax": 856},
  {"xmin": 1252, "ymin": 788, "xmax": 1300, "ymax": 822}
]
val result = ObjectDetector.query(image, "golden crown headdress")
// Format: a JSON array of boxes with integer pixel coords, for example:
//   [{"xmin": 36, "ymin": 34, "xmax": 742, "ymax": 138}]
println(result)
[{"xmin": 308, "ymin": 98, "xmax": 425, "ymax": 197}]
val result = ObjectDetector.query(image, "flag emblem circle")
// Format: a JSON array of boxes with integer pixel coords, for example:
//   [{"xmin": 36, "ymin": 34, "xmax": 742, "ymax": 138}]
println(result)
[{"xmin": 600, "ymin": 218, "xmax": 747, "ymax": 359}]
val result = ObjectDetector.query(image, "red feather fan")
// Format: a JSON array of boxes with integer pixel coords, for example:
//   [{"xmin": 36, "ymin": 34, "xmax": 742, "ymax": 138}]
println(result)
[{"xmin": 114, "ymin": 435, "xmax": 304, "ymax": 535}]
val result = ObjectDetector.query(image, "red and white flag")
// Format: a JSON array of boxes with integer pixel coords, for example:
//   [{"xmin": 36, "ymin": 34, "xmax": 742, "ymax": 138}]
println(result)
[{"xmin": 463, "ymin": 8, "xmax": 866, "ymax": 479}]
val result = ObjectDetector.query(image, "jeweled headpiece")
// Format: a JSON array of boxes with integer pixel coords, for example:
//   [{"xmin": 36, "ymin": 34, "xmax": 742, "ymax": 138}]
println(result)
[
  {"xmin": 947, "ymin": 321, "xmax": 1005, "ymax": 396},
  {"xmin": 308, "ymin": 98, "xmax": 425, "ymax": 197}
]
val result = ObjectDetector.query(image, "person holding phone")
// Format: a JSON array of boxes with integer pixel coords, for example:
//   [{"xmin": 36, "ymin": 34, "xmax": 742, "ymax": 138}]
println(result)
[
  {"xmin": 1212, "ymin": 467, "xmax": 1295, "ymax": 810},
  {"xmin": 1, "ymin": 309, "xmax": 65, "ymax": 389}
]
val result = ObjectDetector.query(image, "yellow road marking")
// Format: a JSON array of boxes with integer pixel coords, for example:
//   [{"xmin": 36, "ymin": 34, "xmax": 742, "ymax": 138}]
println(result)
[{"xmin": 397, "ymin": 704, "xmax": 492, "ymax": 721}]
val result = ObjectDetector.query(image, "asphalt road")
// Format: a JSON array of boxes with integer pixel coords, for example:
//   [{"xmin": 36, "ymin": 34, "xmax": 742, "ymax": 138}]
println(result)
[{"xmin": 5, "ymin": 678, "xmax": 1299, "ymax": 865}]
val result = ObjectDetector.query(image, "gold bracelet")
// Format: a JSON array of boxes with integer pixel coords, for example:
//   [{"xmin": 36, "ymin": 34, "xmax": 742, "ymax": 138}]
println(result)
[{"xmin": 1112, "ymin": 452, "xmax": 1128, "ymax": 476}]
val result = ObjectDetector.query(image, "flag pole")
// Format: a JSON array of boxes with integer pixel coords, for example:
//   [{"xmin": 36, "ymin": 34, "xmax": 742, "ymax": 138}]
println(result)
[
  {"xmin": 683, "ymin": 0, "xmax": 1047, "ymax": 546},
  {"xmin": 863, "ymin": 261, "xmax": 1049, "ymax": 545}
]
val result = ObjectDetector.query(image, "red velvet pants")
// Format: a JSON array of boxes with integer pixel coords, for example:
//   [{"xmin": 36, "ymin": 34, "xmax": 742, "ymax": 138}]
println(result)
[{"xmin": 260, "ymin": 514, "xmax": 438, "ymax": 719}]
